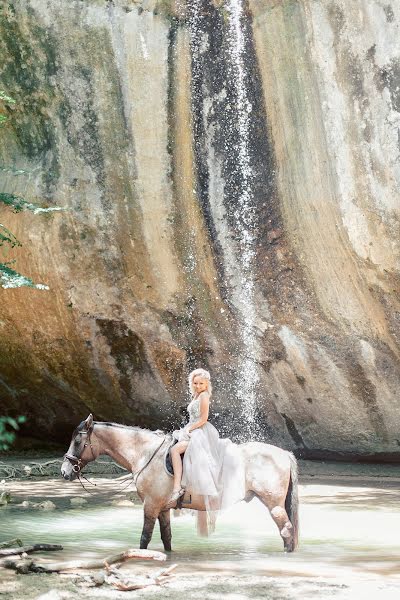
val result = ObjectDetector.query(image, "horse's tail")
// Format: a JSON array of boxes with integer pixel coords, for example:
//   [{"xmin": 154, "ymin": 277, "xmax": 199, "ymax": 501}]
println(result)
[{"xmin": 285, "ymin": 452, "xmax": 299, "ymax": 551}]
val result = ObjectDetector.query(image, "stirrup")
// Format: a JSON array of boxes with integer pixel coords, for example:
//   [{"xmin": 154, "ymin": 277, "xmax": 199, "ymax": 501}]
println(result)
[{"xmin": 164, "ymin": 488, "xmax": 185, "ymax": 509}]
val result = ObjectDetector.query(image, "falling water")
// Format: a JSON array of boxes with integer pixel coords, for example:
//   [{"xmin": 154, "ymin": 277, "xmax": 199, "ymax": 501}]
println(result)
[
  {"xmin": 225, "ymin": 0, "xmax": 259, "ymax": 440},
  {"xmin": 189, "ymin": 0, "xmax": 260, "ymax": 440}
]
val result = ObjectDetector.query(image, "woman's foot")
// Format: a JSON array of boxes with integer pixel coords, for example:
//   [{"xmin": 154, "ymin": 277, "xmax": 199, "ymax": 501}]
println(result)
[{"xmin": 164, "ymin": 488, "xmax": 185, "ymax": 509}]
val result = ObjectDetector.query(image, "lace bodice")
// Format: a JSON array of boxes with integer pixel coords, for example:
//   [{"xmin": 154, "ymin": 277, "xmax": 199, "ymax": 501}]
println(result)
[{"xmin": 187, "ymin": 392, "xmax": 209, "ymax": 424}]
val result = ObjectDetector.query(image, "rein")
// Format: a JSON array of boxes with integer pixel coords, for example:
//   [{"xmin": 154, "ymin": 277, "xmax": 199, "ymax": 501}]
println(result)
[{"xmin": 119, "ymin": 435, "xmax": 168, "ymax": 491}]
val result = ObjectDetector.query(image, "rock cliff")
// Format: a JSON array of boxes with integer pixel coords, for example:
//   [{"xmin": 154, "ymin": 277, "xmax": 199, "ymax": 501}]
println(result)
[{"xmin": 0, "ymin": 0, "xmax": 399, "ymax": 458}]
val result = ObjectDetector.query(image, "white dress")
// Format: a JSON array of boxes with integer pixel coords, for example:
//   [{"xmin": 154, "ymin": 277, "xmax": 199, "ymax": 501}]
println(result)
[{"xmin": 180, "ymin": 392, "xmax": 245, "ymax": 534}]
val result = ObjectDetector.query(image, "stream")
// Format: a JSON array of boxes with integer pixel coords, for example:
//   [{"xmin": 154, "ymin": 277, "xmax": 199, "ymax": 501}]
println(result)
[{"xmin": 0, "ymin": 465, "xmax": 399, "ymax": 599}]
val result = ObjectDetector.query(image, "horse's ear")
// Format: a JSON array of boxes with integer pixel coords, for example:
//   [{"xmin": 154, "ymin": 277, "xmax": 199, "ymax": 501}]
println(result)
[{"xmin": 85, "ymin": 414, "xmax": 94, "ymax": 432}]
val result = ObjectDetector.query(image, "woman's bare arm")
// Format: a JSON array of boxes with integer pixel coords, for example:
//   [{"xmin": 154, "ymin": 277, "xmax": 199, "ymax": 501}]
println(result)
[{"xmin": 188, "ymin": 392, "xmax": 210, "ymax": 432}]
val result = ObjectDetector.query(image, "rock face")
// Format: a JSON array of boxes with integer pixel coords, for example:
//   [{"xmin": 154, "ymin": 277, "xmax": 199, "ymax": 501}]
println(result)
[{"xmin": 0, "ymin": 0, "xmax": 399, "ymax": 458}]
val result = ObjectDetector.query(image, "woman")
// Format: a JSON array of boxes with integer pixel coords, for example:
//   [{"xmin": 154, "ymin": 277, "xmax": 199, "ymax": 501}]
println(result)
[{"xmin": 165, "ymin": 368, "xmax": 245, "ymax": 533}]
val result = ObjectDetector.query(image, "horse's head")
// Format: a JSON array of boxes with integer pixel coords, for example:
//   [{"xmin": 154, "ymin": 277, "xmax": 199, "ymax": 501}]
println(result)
[{"xmin": 61, "ymin": 414, "xmax": 98, "ymax": 481}]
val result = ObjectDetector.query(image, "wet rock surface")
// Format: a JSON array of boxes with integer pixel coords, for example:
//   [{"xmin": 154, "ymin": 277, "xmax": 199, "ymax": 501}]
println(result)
[{"xmin": 0, "ymin": 0, "xmax": 399, "ymax": 457}]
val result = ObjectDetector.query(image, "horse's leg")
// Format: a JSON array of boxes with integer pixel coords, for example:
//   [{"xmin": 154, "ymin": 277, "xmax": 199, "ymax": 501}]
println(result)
[
  {"xmin": 158, "ymin": 509, "xmax": 172, "ymax": 552},
  {"xmin": 140, "ymin": 500, "xmax": 159, "ymax": 550},
  {"xmin": 256, "ymin": 493, "xmax": 294, "ymax": 552},
  {"xmin": 270, "ymin": 503, "xmax": 294, "ymax": 552}
]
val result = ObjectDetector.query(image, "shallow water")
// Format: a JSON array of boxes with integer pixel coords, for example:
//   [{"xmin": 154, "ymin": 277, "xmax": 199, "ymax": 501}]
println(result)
[{"xmin": 1, "ymin": 474, "xmax": 399, "ymax": 598}]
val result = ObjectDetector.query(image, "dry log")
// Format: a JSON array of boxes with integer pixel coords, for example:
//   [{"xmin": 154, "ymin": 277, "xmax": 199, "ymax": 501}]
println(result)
[
  {"xmin": 0, "ymin": 544, "xmax": 63, "ymax": 557},
  {"xmin": 26, "ymin": 549, "xmax": 166, "ymax": 573},
  {"xmin": 0, "ymin": 558, "xmax": 35, "ymax": 574},
  {"xmin": 0, "ymin": 557, "xmax": 21, "ymax": 569}
]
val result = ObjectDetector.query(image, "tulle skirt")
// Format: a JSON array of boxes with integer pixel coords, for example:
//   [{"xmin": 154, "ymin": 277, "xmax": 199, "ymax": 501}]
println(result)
[{"xmin": 181, "ymin": 422, "xmax": 245, "ymax": 535}]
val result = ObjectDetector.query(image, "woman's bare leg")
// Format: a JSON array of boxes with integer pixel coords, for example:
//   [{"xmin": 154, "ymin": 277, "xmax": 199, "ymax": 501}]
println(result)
[{"xmin": 170, "ymin": 441, "xmax": 189, "ymax": 492}]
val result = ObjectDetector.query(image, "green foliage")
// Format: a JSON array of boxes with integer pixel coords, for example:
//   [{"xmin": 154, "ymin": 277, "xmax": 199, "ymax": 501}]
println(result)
[
  {"xmin": 0, "ymin": 262, "xmax": 48, "ymax": 290},
  {"xmin": 0, "ymin": 191, "xmax": 65, "ymax": 215},
  {"xmin": 0, "ymin": 90, "xmax": 15, "ymax": 127},
  {"xmin": 0, "ymin": 415, "xmax": 26, "ymax": 451},
  {"xmin": 0, "ymin": 191, "xmax": 28, "ymax": 212},
  {"xmin": 0, "ymin": 223, "xmax": 21, "ymax": 249},
  {"xmin": 0, "ymin": 91, "xmax": 16, "ymax": 105}
]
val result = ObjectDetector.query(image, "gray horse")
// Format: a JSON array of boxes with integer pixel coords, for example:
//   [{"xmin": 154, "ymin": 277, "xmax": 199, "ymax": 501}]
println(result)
[{"xmin": 61, "ymin": 414, "xmax": 299, "ymax": 552}]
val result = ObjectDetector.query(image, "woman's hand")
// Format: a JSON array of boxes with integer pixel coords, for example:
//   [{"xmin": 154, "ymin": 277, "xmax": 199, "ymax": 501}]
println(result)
[{"xmin": 180, "ymin": 426, "xmax": 191, "ymax": 441}]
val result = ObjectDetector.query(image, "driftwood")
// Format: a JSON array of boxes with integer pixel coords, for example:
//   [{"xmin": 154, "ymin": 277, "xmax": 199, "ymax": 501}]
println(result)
[
  {"xmin": 0, "ymin": 462, "xmax": 18, "ymax": 478},
  {"xmin": 1, "ymin": 558, "xmax": 34, "ymax": 574},
  {"xmin": 1, "ymin": 549, "xmax": 177, "ymax": 592},
  {"xmin": 103, "ymin": 563, "xmax": 178, "ymax": 591},
  {"xmin": 2, "ymin": 548, "xmax": 166, "ymax": 573},
  {"xmin": 0, "ymin": 544, "xmax": 63, "ymax": 557}
]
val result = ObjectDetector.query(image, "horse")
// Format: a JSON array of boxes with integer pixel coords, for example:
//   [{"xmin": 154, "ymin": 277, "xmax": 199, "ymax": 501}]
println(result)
[{"xmin": 61, "ymin": 414, "xmax": 299, "ymax": 552}]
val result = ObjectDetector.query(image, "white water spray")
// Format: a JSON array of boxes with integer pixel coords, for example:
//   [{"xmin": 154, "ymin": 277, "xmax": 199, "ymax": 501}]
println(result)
[
  {"xmin": 188, "ymin": 0, "xmax": 260, "ymax": 439},
  {"xmin": 226, "ymin": 0, "xmax": 259, "ymax": 439}
]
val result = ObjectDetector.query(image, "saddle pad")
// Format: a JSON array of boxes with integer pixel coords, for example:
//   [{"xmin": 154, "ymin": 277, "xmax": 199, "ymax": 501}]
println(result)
[
  {"xmin": 165, "ymin": 448, "xmax": 174, "ymax": 475},
  {"xmin": 164, "ymin": 438, "xmax": 177, "ymax": 476}
]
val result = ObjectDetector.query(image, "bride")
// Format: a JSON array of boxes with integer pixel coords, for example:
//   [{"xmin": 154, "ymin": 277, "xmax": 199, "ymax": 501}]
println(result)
[{"xmin": 165, "ymin": 368, "xmax": 245, "ymax": 534}]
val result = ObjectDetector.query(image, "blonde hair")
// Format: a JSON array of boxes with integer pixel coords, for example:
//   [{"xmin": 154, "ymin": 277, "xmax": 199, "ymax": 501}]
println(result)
[{"xmin": 188, "ymin": 368, "xmax": 212, "ymax": 398}]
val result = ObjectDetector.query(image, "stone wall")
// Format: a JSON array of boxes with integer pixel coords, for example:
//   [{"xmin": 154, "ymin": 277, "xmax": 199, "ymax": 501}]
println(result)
[{"xmin": 0, "ymin": 0, "xmax": 399, "ymax": 458}]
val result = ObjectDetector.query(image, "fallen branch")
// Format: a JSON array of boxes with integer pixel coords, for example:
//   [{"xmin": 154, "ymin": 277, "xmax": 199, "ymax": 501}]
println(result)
[
  {"xmin": 0, "ymin": 463, "xmax": 17, "ymax": 478},
  {"xmin": 2, "ymin": 552, "xmax": 178, "ymax": 592},
  {"xmin": 109, "ymin": 563, "xmax": 178, "ymax": 591},
  {"xmin": 1, "ymin": 558, "xmax": 33, "ymax": 574},
  {"xmin": 3, "ymin": 548, "xmax": 166, "ymax": 573},
  {"xmin": 154, "ymin": 563, "xmax": 178, "ymax": 581},
  {"xmin": 112, "ymin": 579, "xmax": 169, "ymax": 591},
  {"xmin": 0, "ymin": 544, "xmax": 63, "ymax": 557}
]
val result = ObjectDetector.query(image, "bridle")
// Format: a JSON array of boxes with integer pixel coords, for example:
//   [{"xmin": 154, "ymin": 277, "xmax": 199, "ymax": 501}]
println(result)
[
  {"xmin": 64, "ymin": 426, "xmax": 168, "ymax": 493},
  {"xmin": 63, "ymin": 428, "xmax": 97, "ymax": 492}
]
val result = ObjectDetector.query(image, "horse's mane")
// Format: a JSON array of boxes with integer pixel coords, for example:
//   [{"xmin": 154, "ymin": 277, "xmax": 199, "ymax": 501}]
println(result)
[
  {"xmin": 95, "ymin": 421, "xmax": 164, "ymax": 436},
  {"xmin": 73, "ymin": 419, "xmax": 165, "ymax": 437}
]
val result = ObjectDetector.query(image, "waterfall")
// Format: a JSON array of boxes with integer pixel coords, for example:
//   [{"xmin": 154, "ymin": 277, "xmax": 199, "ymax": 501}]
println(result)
[
  {"xmin": 189, "ymin": 0, "xmax": 260, "ymax": 440},
  {"xmin": 226, "ymin": 0, "xmax": 259, "ymax": 440}
]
